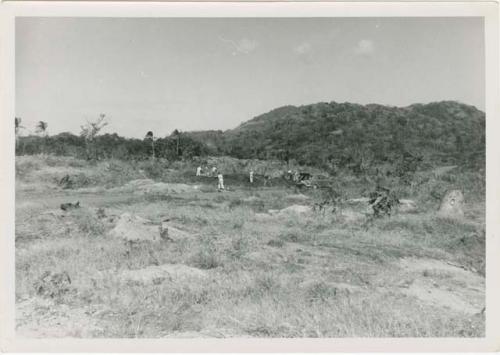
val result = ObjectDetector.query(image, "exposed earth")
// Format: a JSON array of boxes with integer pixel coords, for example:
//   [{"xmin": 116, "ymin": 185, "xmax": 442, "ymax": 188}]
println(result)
[{"xmin": 15, "ymin": 155, "xmax": 485, "ymax": 338}]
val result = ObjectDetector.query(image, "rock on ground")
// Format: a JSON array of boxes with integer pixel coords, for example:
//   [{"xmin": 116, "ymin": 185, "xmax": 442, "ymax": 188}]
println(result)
[
  {"xmin": 438, "ymin": 190, "xmax": 465, "ymax": 219},
  {"xmin": 120, "ymin": 264, "xmax": 208, "ymax": 285}
]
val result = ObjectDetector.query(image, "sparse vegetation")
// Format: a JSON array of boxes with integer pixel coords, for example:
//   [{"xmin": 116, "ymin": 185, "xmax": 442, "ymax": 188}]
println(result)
[{"xmin": 15, "ymin": 100, "xmax": 485, "ymax": 338}]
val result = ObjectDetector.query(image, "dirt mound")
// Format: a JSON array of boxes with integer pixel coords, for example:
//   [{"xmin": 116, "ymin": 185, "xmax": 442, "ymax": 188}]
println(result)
[
  {"xmin": 285, "ymin": 194, "xmax": 310, "ymax": 201},
  {"xmin": 119, "ymin": 179, "xmax": 200, "ymax": 194},
  {"xmin": 339, "ymin": 209, "xmax": 366, "ymax": 223},
  {"xmin": 108, "ymin": 213, "xmax": 162, "ymax": 243},
  {"xmin": 160, "ymin": 221, "xmax": 194, "ymax": 242},
  {"xmin": 120, "ymin": 264, "xmax": 208, "ymax": 285},
  {"xmin": 122, "ymin": 178, "xmax": 155, "ymax": 187},
  {"xmin": 398, "ymin": 257, "xmax": 484, "ymax": 315},
  {"xmin": 269, "ymin": 204, "xmax": 312, "ymax": 217}
]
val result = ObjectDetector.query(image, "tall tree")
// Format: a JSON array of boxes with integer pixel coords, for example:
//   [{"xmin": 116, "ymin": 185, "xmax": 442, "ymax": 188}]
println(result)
[
  {"xmin": 172, "ymin": 129, "xmax": 181, "ymax": 157},
  {"xmin": 145, "ymin": 131, "xmax": 155, "ymax": 160},
  {"xmin": 15, "ymin": 117, "xmax": 24, "ymax": 154},
  {"xmin": 80, "ymin": 113, "xmax": 108, "ymax": 160}
]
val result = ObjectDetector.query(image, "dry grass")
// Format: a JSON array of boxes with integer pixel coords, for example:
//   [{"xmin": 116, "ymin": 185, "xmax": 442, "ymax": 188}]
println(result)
[{"xmin": 15, "ymin": 155, "xmax": 485, "ymax": 338}]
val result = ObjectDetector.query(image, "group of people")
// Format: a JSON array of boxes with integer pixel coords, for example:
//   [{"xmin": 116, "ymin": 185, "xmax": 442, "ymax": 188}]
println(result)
[
  {"xmin": 195, "ymin": 166, "xmax": 256, "ymax": 192},
  {"xmin": 196, "ymin": 165, "xmax": 226, "ymax": 191},
  {"xmin": 196, "ymin": 165, "xmax": 218, "ymax": 177},
  {"xmin": 196, "ymin": 166, "xmax": 311, "ymax": 191}
]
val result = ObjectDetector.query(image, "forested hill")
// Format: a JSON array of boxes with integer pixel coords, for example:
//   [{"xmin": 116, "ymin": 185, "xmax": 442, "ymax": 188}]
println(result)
[
  {"xmin": 17, "ymin": 100, "xmax": 485, "ymax": 170},
  {"xmin": 187, "ymin": 101, "xmax": 485, "ymax": 168}
]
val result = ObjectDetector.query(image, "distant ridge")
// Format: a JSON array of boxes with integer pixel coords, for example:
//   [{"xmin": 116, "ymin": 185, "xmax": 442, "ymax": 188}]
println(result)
[{"xmin": 185, "ymin": 100, "xmax": 485, "ymax": 168}]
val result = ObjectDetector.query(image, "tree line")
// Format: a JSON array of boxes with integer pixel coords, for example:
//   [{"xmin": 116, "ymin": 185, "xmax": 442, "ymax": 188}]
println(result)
[
  {"xmin": 15, "ymin": 100, "xmax": 485, "ymax": 172},
  {"xmin": 15, "ymin": 115, "xmax": 209, "ymax": 161}
]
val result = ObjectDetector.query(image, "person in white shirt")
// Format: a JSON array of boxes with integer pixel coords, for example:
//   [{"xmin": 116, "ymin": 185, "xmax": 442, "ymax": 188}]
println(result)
[
  {"xmin": 217, "ymin": 172, "xmax": 224, "ymax": 191},
  {"xmin": 196, "ymin": 166, "xmax": 202, "ymax": 176}
]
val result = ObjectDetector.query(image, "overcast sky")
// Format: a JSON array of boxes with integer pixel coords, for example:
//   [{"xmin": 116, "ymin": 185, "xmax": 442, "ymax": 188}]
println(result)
[{"xmin": 16, "ymin": 17, "xmax": 484, "ymax": 138}]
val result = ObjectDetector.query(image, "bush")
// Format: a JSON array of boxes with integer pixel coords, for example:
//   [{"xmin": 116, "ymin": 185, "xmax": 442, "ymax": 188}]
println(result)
[
  {"xmin": 368, "ymin": 186, "xmax": 399, "ymax": 217},
  {"xmin": 190, "ymin": 237, "xmax": 223, "ymax": 269}
]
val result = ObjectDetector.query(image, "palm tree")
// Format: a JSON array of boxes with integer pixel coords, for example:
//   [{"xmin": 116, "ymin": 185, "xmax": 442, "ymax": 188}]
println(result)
[
  {"xmin": 15, "ymin": 117, "xmax": 22, "ymax": 136},
  {"xmin": 145, "ymin": 131, "xmax": 155, "ymax": 160},
  {"xmin": 36, "ymin": 121, "xmax": 48, "ymax": 136},
  {"xmin": 36, "ymin": 121, "xmax": 49, "ymax": 154}
]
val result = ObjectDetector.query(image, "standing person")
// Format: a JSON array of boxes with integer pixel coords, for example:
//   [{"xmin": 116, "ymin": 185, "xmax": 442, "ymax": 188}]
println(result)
[
  {"xmin": 217, "ymin": 172, "xmax": 224, "ymax": 191},
  {"xmin": 249, "ymin": 170, "xmax": 254, "ymax": 184},
  {"xmin": 196, "ymin": 166, "xmax": 202, "ymax": 176}
]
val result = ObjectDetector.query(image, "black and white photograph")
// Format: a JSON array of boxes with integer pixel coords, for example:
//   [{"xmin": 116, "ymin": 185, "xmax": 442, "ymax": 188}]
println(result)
[{"xmin": 2, "ymin": 1, "xmax": 499, "ymax": 351}]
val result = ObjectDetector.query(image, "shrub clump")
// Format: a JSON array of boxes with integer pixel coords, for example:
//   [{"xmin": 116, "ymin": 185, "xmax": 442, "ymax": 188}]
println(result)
[{"xmin": 368, "ymin": 186, "xmax": 399, "ymax": 217}]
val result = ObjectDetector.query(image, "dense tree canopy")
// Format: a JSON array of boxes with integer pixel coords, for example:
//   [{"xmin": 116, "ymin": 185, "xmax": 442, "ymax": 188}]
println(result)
[
  {"xmin": 186, "ymin": 101, "xmax": 484, "ymax": 169},
  {"xmin": 17, "ymin": 101, "xmax": 484, "ymax": 170}
]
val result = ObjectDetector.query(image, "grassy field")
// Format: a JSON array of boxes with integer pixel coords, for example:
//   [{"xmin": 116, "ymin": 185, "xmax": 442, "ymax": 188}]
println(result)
[{"xmin": 15, "ymin": 154, "xmax": 485, "ymax": 338}]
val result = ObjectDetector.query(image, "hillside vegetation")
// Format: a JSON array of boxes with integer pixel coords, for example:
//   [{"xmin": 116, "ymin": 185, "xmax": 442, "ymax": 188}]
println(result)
[
  {"xmin": 17, "ymin": 101, "xmax": 485, "ymax": 174},
  {"xmin": 194, "ymin": 101, "xmax": 485, "ymax": 170}
]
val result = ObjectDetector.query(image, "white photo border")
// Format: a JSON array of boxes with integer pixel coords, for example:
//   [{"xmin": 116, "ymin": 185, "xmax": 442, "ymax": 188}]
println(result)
[{"xmin": 0, "ymin": 1, "xmax": 499, "ymax": 352}]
